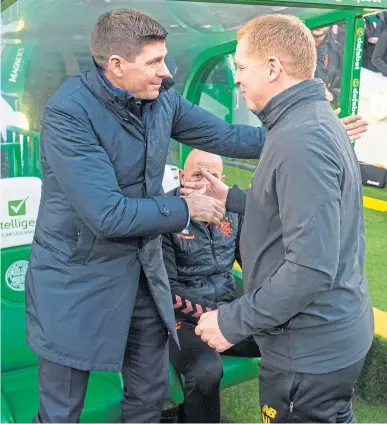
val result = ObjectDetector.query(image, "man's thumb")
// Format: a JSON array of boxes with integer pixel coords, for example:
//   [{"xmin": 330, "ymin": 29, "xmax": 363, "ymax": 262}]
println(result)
[{"xmin": 198, "ymin": 312, "xmax": 210, "ymax": 323}]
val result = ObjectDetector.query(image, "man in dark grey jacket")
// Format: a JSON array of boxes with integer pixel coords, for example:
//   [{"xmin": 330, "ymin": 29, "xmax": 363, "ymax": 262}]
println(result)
[{"xmin": 195, "ymin": 14, "xmax": 374, "ymax": 423}]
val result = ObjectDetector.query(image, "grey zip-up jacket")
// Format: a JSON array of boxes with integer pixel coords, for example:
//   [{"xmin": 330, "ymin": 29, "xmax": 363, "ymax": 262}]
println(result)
[{"xmin": 218, "ymin": 79, "xmax": 374, "ymax": 374}]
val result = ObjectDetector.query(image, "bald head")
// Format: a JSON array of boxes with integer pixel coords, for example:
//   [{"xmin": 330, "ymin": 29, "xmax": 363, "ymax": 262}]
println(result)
[{"xmin": 180, "ymin": 149, "xmax": 225, "ymax": 187}]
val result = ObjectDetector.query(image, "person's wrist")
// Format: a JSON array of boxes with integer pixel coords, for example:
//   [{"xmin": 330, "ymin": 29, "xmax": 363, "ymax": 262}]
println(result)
[
  {"xmin": 181, "ymin": 197, "xmax": 192, "ymax": 220},
  {"xmin": 181, "ymin": 198, "xmax": 191, "ymax": 234},
  {"xmin": 222, "ymin": 187, "xmax": 229, "ymax": 204}
]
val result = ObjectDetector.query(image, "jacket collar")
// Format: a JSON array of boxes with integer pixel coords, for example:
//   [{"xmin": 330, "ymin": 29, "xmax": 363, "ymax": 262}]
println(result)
[
  {"xmin": 256, "ymin": 79, "xmax": 326, "ymax": 131},
  {"xmin": 97, "ymin": 64, "xmax": 135, "ymax": 105}
]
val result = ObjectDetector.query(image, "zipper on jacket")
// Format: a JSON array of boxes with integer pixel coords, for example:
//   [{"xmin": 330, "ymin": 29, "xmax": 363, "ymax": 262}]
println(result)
[
  {"xmin": 127, "ymin": 111, "xmax": 144, "ymax": 128},
  {"xmin": 289, "ymin": 371, "xmax": 301, "ymax": 415},
  {"xmin": 203, "ymin": 223, "xmax": 219, "ymax": 300},
  {"xmin": 210, "ymin": 238, "xmax": 219, "ymax": 274},
  {"xmin": 204, "ymin": 223, "xmax": 218, "ymax": 274},
  {"xmin": 141, "ymin": 114, "xmax": 149, "ymax": 197},
  {"xmin": 209, "ymin": 231, "xmax": 222, "ymax": 300}
]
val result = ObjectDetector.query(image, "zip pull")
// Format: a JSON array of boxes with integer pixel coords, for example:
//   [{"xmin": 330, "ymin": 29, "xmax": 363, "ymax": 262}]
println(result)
[{"xmin": 289, "ymin": 401, "xmax": 294, "ymax": 413}]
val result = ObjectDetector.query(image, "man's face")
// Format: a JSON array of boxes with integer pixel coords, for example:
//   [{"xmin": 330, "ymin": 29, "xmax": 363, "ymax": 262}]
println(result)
[
  {"xmin": 311, "ymin": 26, "xmax": 330, "ymax": 40},
  {"xmin": 234, "ymin": 36, "xmax": 270, "ymax": 111},
  {"xmin": 180, "ymin": 152, "xmax": 225, "ymax": 192},
  {"xmin": 108, "ymin": 41, "xmax": 170, "ymax": 100}
]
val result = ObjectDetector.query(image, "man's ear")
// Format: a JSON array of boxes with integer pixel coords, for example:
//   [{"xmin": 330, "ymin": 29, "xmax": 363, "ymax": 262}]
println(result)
[
  {"xmin": 179, "ymin": 169, "xmax": 185, "ymax": 186},
  {"xmin": 107, "ymin": 55, "xmax": 125, "ymax": 78},
  {"xmin": 267, "ymin": 56, "xmax": 281, "ymax": 83},
  {"xmin": 221, "ymin": 175, "xmax": 226, "ymax": 183}
]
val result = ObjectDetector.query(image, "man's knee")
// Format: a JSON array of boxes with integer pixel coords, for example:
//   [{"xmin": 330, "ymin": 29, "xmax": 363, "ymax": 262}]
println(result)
[{"xmin": 185, "ymin": 354, "xmax": 223, "ymax": 392}]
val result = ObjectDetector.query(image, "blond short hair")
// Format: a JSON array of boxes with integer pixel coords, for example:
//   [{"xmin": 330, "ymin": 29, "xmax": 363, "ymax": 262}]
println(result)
[{"xmin": 237, "ymin": 14, "xmax": 316, "ymax": 80}]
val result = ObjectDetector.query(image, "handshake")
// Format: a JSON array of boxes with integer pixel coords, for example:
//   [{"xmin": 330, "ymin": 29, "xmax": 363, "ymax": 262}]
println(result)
[{"xmin": 181, "ymin": 168, "xmax": 229, "ymax": 226}]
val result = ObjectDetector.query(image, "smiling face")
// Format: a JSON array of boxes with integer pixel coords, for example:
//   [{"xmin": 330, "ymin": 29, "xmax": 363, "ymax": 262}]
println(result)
[
  {"xmin": 90, "ymin": 9, "xmax": 170, "ymax": 100},
  {"xmin": 105, "ymin": 41, "xmax": 170, "ymax": 100},
  {"xmin": 234, "ymin": 36, "xmax": 272, "ymax": 111},
  {"xmin": 233, "ymin": 14, "xmax": 317, "ymax": 111}
]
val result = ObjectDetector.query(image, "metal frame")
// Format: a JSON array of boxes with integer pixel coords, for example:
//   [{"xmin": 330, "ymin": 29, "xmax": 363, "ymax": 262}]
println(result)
[
  {"xmin": 168, "ymin": 0, "xmax": 387, "ymax": 10},
  {"xmin": 2, "ymin": 0, "xmax": 386, "ymax": 14}
]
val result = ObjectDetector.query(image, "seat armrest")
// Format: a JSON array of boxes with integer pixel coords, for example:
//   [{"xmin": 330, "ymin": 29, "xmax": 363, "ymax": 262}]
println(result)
[{"xmin": 231, "ymin": 267, "xmax": 243, "ymax": 298}]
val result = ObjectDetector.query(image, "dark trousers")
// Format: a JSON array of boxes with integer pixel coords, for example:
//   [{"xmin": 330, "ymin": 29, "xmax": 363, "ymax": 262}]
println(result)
[
  {"xmin": 34, "ymin": 274, "xmax": 169, "ymax": 423},
  {"xmin": 169, "ymin": 320, "xmax": 261, "ymax": 423},
  {"xmin": 259, "ymin": 357, "xmax": 366, "ymax": 423}
]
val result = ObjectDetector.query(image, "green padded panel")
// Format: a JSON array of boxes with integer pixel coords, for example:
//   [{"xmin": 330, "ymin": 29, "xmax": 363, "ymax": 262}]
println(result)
[
  {"xmin": 231, "ymin": 268, "xmax": 243, "ymax": 287},
  {"xmin": 220, "ymin": 356, "xmax": 260, "ymax": 390},
  {"xmin": 1, "ymin": 245, "xmax": 124, "ymax": 423},
  {"xmin": 1, "ymin": 245, "xmax": 37, "ymax": 371},
  {"xmin": 1, "ymin": 367, "xmax": 123, "ymax": 423},
  {"xmin": 168, "ymin": 363, "xmax": 184, "ymax": 405},
  {"xmin": 231, "ymin": 268, "xmax": 244, "ymax": 298}
]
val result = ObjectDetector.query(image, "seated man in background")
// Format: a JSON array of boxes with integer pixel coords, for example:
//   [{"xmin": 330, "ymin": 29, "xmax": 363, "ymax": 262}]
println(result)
[
  {"xmin": 372, "ymin": 28, "xmax": 387, "ymax": 76},
  {"xmin": 312, "ymin": 25, "xmax": 343, "ymax": 106},
  {"xmin": 162, "ymin": 149, "xmax": 261, "ymax": 424}
]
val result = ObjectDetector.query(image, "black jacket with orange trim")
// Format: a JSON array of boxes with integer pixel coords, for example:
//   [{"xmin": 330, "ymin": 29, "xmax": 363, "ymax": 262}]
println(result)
[{"xmin": 162, "ymin": 187, "xmax": 242, "ymax": 323}]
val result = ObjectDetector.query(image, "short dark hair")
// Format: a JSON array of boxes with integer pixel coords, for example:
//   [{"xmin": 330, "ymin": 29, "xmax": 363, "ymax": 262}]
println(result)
[{"xmin": 90, "ymin": 9, "xmax": 168, "ymax": 69}]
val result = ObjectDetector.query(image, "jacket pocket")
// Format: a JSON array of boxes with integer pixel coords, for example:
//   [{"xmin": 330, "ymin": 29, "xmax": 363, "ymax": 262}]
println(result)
[
  {"xmin": 67, "ymin": 224, "xmax": 96, "ymax": 265},
  {"xmin": 289, "ymin": 372, "xmax": 303, "ymax": 415},
  {"xmin": 266, "ymin": 315, "xmax": 296, "ymax": 335}
]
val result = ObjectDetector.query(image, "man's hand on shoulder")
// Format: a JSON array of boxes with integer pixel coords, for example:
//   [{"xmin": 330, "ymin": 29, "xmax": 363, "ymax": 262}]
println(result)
[{"xmin": 335, "ymin": 108, "xmax": 369, "ymax": 141}]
